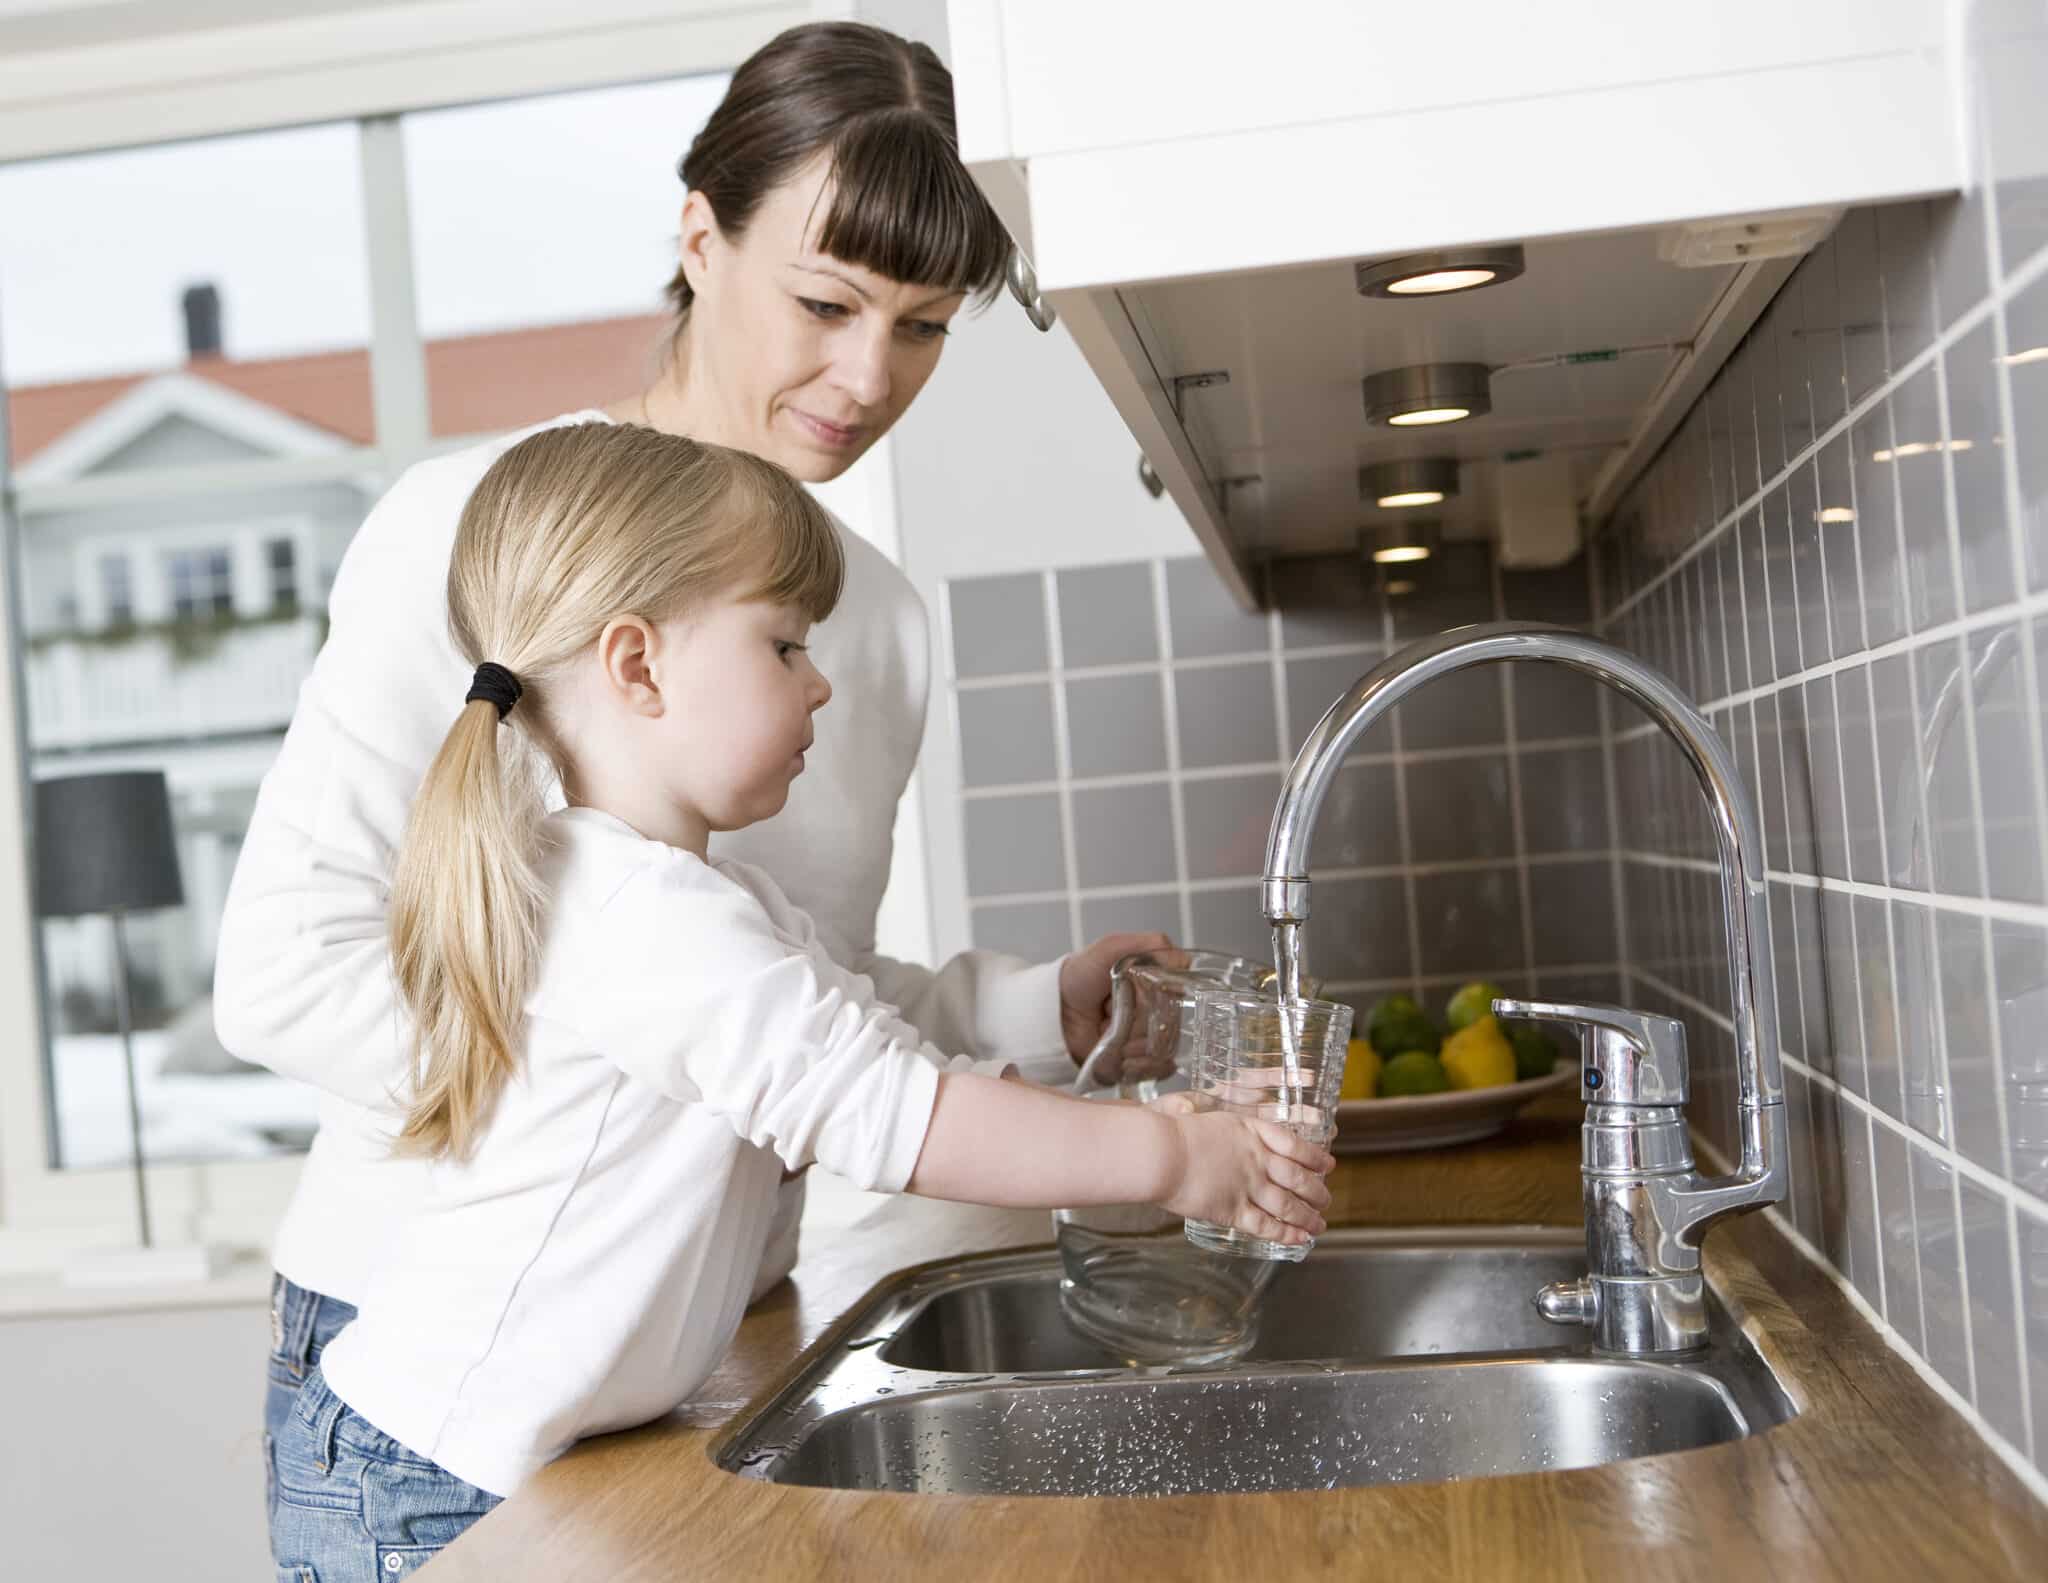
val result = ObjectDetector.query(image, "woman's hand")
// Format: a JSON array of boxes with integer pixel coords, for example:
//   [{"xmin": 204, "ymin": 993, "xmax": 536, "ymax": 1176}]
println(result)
[
  {"xmin": 1057, "ymin": 931, "xmax": 1182, "ymax": 1080},
  {"xmin": 1150, "ymin": 1095, "xmax": 1334, "ymax": 1246}
]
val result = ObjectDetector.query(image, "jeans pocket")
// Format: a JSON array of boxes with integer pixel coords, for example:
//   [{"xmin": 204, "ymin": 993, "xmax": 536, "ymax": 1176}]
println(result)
[{"xmin": 277, "ymin": 1569, "xmax": 316, "ymax": 1583}]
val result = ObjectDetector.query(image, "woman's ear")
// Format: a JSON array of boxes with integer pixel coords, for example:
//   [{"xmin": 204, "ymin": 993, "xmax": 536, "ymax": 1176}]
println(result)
[
  {"xmin": 597, "ymin": 615, "xmax": 664, "ymax": 716},
  {"xmin": 676, "ymin": 189, "xmax": 722, "ymax": 303}
]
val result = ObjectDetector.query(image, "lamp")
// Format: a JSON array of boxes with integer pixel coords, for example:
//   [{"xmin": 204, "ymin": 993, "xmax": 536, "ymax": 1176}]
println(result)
[
  {"xmin": 1362, "ymin": 363, "xmax": 1492, "ymax": 428},
  {"xmin": 1360, "ymin": 457, "xmax": 1461, "ymax": 510},
  {"xmin": 34, "ymin": 770, "xmax": 213, "ymax": 1283},
  {"xmin": 1360, "ymin": 519, "xmax": 1442, "ymax": 567},
  {"xmin": 1354, "ymin": 245, "xmax": 1526, "ymax": 299}
]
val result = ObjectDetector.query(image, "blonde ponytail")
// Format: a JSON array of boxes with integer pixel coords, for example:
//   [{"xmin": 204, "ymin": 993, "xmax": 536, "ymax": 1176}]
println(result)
[{"xmin": 387, "ymin": 422, "xmax": 842, "ymax": 1158}]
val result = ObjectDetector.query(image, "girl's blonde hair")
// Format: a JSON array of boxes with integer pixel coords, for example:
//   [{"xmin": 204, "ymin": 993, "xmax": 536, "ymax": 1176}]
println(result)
[{"xmin": 389, "ymin": 422, "xmax": 843, "ymax": 1159}]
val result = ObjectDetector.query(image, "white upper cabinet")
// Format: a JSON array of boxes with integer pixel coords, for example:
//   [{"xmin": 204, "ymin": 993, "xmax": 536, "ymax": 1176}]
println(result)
[{"xmin": 947, "ymin": 0, "xmax": 1965, "ymax": 606}]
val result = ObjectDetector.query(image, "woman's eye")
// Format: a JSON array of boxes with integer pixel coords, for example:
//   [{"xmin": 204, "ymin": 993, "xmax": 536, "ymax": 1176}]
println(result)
[
  {"xmin": 904, "ymin": 320, "xmax": 950, "ymax": 342},
  {"xmin": 798, "ymin": 297, "xmax": 849, "ymax": 321}
]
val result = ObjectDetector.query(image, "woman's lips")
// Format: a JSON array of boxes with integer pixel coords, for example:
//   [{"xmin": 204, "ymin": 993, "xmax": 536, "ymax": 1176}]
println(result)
[{"xmin": 790, "ymin": 409, "xmax": 864, "ymax": 448}]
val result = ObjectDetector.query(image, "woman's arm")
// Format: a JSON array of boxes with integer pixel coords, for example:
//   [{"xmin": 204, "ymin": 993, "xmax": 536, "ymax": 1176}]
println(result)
[{"xmin": 906, "ymin": 1072, "xmax": 1333, "ymax": 1246}]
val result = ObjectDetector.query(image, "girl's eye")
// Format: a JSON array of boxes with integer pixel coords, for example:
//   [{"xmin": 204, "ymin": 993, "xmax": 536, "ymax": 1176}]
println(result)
[
  {"xmin": 775, "ymin": 641, "xmax": 799, "ymax": 662},
  {"xmin": 798, "ymin": 297, "xmax": 849, "ymax": 321}
]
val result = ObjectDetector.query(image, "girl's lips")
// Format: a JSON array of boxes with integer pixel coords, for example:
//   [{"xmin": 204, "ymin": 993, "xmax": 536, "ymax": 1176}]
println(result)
[{"xmin": 790, "ymin": 409, "xmax": 863, "ymax": 448}]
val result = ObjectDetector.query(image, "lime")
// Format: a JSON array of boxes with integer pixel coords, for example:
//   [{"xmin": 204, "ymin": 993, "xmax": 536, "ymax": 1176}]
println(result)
[
  {"xmin": 1366, "ymin": 994, "xmax": 1439, "ymax": 1057},
  {"xmin": 1441, "ymin": 1014, "xmax": 1517, "ymax": 1090},
  {"xmin": 1443, "ymin": 981, "xmax": 1504, "ymax": 1033},
  {"xmin": 1380, "ymin": 1050, "xmax": 1451, "ymax": 1096},
  {"xmin": 1509, "ymin": 1026, "xmax": 1559, "ymax": 1082}
]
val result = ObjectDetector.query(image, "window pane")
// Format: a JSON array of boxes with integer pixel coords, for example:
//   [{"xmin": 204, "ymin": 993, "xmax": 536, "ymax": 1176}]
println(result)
[
  {"xmin": 403, "ymin": 74, "xmax": 729, "ymax": 439},
  {"xmin": 0, "ymin": 121, "xmax": 374, "ymax": 469},
  {"xmin": 18, "ymin": 475, "xmax": 383, "ymax": 1168}
]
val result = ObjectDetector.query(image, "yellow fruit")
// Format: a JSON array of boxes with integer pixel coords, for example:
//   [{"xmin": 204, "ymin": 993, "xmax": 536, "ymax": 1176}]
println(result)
[
  {"xmin": 1440, "ymin": 1013, "xmax": 1516, "ymax": 1091},
  {"xmin": 1341, "ymin": 1038, "xmax": 1382, "ymax": 1101}
]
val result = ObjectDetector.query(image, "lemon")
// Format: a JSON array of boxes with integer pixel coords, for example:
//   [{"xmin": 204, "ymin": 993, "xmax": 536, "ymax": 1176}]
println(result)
[
  {"xmin": 1341, "ymin": 1038, "xmax": 1382, "ymax": 1101},
  {"xmin": 1380, "ymin": 1050, "xmax": 1451, "ymax": 1096},
  {"xmin": 1441, "ymin": 1013, "xmax": 1517, "ymax": 1090},
  {"xmin": 1443, "ymin": 980, "xmax": 1504, "ymax": 1033}
]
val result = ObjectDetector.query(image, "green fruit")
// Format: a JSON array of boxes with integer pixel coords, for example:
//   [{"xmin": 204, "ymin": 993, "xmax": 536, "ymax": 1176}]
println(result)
[
  {"xmin": 1509, "ymin": 1026, "xmax": 1560, "ymax": 1082},
  {"xmin": 1366, "ymin": 994, "xmax": 1439, "ymax": 1058},
  {"xmin": 1380, "ymin": 1050, "xmax": 1452, "ymax": 1096},
  {"xmin": 1444, "ymin": 980, "xmax": 1504, "ymax": 1033}
]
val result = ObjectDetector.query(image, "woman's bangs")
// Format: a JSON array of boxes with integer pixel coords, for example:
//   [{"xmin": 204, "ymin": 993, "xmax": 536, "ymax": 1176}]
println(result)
[{"xmin": 812, "ymin": 110, "xmax": 1010, "ymax": 305}]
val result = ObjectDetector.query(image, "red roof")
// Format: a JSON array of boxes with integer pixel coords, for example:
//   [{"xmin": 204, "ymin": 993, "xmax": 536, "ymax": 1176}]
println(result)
[{"xmin": 6, "ymin": 312, "xmax": 672, "ymax": 465}]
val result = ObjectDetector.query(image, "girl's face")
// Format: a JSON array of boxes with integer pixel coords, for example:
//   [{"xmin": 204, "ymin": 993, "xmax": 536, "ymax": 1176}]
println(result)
[
  {"xmin": 657, "ymin": 597, "xmax": 833, "ymax": 833},
  {"xmin": 570, "ymin": 594, "xmax": 832, "ymax": 851},
  {"xmin": 673, "ymin": 156, "xmax": 967, "ymax": 483}
]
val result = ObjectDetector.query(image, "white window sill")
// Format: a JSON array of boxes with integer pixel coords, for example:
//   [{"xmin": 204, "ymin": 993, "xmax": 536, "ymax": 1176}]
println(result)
[{"xmin": 0, "ymin": 1247, "xmax": 272, "ymax": 1321}]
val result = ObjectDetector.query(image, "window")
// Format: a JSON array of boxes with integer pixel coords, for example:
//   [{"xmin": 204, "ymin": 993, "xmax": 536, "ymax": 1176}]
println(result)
[
  {"xmin": 166, "ymin": 546, "xmax": 235, "ymax": 621},
  {"xmin": 98, "ymin": 552, "xmax": 133, "ymax": 628},
  {"xmin": 0, "ymin": 71, "xmax": 729, "ymax": 1191},
  {"xmin": 267, "ymin": 537, "xmax": 298, "ymax": 614}
]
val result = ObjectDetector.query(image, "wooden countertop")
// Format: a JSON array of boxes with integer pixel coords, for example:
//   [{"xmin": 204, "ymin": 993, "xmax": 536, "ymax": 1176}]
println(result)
[{"xmin": 431, "ymin": 1099, "xmax": 2048, "ymax": 1580}]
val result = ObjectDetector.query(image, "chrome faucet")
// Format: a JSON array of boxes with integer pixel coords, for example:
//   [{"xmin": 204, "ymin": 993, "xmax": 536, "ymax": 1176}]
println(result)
[{"xmin": 1263, "ymin": 621, "xmax": 1789, "ymax": 1355}]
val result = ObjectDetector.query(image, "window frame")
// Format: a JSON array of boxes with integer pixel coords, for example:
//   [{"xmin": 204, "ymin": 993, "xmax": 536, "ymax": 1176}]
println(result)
[{"xmin": 0, "ymin": 3, "xmax": 799, "ymax": 1264}]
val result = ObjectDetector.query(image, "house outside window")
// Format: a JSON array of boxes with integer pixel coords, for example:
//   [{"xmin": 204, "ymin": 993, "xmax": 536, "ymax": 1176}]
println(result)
[
  {"xmin": 267, "ymin": 537, "xmax": 297, "ymax": 614},
  {"xmin": 97, "ymin": 551, "xmax": 132, "ymax": 628},
  {"xmin": 166, "ymin": 545, "xmax": 234, "ymax": 621}
]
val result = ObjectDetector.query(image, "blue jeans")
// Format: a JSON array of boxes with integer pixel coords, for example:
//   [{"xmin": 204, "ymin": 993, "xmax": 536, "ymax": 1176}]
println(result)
[
  {"xmin": 264, "ymin": 1277, "xmax": 500, "ymax": 1576},
  {"xmin": 269, "ymin": 1365, "xmax": 502, "ymax": 1578}
]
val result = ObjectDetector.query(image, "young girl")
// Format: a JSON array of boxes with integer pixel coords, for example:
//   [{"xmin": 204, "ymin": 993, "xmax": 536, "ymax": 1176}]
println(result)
[{"xmin": 265, "ymin": 422, "xmax": 1333, "ymax": 1570}]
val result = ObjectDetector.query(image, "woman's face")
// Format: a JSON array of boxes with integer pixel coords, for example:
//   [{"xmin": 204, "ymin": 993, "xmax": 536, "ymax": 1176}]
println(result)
[{"xmin": 675, "ymin": 155, "xmax": 968, "ymax": 483}]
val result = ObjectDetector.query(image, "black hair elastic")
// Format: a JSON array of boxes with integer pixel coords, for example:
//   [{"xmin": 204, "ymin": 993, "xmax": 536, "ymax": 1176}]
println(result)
[{"xmin": 466, "ymin": 661, "xmax": 523, "ymax": 722}]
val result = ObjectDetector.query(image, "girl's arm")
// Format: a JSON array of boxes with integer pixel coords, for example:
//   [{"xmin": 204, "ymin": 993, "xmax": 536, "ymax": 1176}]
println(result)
[{"xmin": 906, "ymin": 1072, "xmax": 1334, "ymax": 1247}]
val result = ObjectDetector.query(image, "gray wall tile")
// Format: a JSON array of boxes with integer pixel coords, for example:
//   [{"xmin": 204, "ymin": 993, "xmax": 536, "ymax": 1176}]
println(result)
[
  {"xmin": 1892, "ymin": 365, "xmax": 1958, "ymax": 632},
  {"xmin": 1413, "ymin": 865, "xmax": 1523, "ymax": 977},
  {"xmin": 1817, "ymin": 434, "xmax": 1866, "ymax": 658},
  {"xmin": 1856, "ymin": 894, "xmax": 1903, "ymax": 1118},
  {"xmin": 1070, "ymin": 781, "xmax": 1176, "ymax": 888},
  {"xmin": 1891, "ymin": 900, "xmax": 1948, "ymax": 1141},
  {"xmin": 1307, "ymin": 762, "xmax": 1403, "ymax": 871},
  {"xmin": 1394, "ymin": 665, "xmax": 1506, "ymax": 752},
  {"xmin": 1286, "ymin": 651, "xmax": 1390, "ymax": 759},
  {"xmin": 1182, "ymin": 771, "xmax": 1281, "ymax": 882},
  {"xmin": 963, "ymin": 793, "xmax": 1064, "ymax": 897},
  {"xmin": 1388, "ymin": 541, "xmax": 1495, "ymax": 638},
  {"xmin": 1271, "ymin": 552, "xmax": 1387, "ymax": 649},
  {"xmin": 1838, "ymin": 1096, "xmax": 1883, "ymax": 1313},
  {"xmin": 971, "ymin": 899, "xmax": 1070, "ymax": 960},
  {"xmin": 1961, "ymin": 1178, "xmax": 2027, "ymax": 1448},
  {"xmin": 1519, "ymin": 744, "xmax": 1612, "ymax": 854},
  {"xmin": 1851, "ymin": 403, "xmax": 1908, "ymax": 647},
  {"xmin": 1971, "ymin": 624, "xmax": 2047, "ymax": 905},
  {"xmin": 2009, "ymin": 275, "xmax": 2048, "ymax": 593},
  {"xmin": 949, "ymin": 572, "xmax": 1046, "ymax": 679},
  {"xmin": 2020, "ymin": 1204, "xmax": 2048, "ymax": 1465},
  {"xmin": 1787, "ymin": 457, "xmax": 1833, "ymax": 668},
  {"xmin": 1990, "ymin": 916, "xmax": 2048, "ymax": 1188},
  {"xmin": 1080, "ymin": 889, "xmax": 1179, "ymax": 943},
  {"xmin": 1940, "ymin": 909, "xmax": 2006, "ymax": 1177},
  {"xmin": 1870, "ymin": 653, "xmax": 1927, "ymax": 889},
  {"xmin": 1303, "ymin": 876, "xmax": 1413, "ymax": 982},
  {"xmin": 1176, "ymin": 659, "xmax": 1280, "ymax": 768},
  {"xmin": 1824, "ymin": 890, "xmax": 1866, "ymax": 1090},
  {"xmin": 1165, "ymin": 555, "xmax": 1268, "ymax": 658},
  {"xmin": 1804, "ymin": 676, "xmax": 1852, "ymax": 882},
  {"xmin": 1187, "ymin": 884, "xmax": 1274, "ymax": 964},
  {"xmin": 1058, "ymin": 561, "xmax": 1159, "ymax": 668},
  {"xmin": 1837, "ymin": 664, "xmax": 1885, "ymax": 885},
  {"xmin": 1530, "ymin": 860, "xmax": 1618, "ymax": 968},
  {"xmin": 1916, "ymin": 636, "xmax": 1987, "ymax": 896},
  {"xmin": 1514, "ymin": 662, "xmax": 1604, "ymax": 742},
  {"xmin": 1948, "ymin": 323, "xmax": 2019, "ymax": 616},
  {"xmin": 1403, "ymin": 755, "xmax": 1513, "ymax": 864},
  {"xmin": 1872, "ymin": 1118, "xmax": 1924, "ymax": 1353},
  {"xmin": 1838, "ymin": 207, "xmax": 1889, "ymax": 407},
  {"xmin": 957, "ymin": 682, "xmax": 1056, "ymax": 788},
  {"xmin": 1914, "ymin": 1149, "xmax": 1972, "ymax": 1396},
  {"xmin": 1064, "ymin": 672, "xmax": 1168, "ymax": 779}
]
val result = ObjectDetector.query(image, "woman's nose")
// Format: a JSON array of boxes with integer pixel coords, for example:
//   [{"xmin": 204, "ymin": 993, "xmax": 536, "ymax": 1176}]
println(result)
[{"xmin": 831, "ymin": 326, "xmax": 892, "ymax": 409}]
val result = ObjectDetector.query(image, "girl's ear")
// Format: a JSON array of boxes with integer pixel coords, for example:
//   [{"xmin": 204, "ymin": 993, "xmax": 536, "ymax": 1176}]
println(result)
[{"xmin": 597, "ymin": 615, "xmax": 664, "ymax": 716}]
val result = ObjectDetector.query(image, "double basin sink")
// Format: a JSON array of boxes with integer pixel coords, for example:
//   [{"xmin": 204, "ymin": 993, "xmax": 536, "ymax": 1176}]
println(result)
[{"xmin": 715, "ymin": 1227, "xmax": 1796, "ymax": 1497}]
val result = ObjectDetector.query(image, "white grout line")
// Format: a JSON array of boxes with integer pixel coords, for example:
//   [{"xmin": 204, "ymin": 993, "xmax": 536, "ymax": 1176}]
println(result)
[
  {"xmin": 952, "ymin": 636, "xmax": 1388, "ymax": 693},
  {"xmin": 1038, "ymin": 569, "xmax": 1085, "ymax": 954},
  {"xmin": 1690, "ymin": 1128, "xmax": 2048, "ymax": 1508},
  {"xmin": 1612, "ymin": 847, "xmax": 2048, "ymax": 930},
  {"xmin": 1149, "ymin": 559, "xmax": 1197, "ymax": 950}
]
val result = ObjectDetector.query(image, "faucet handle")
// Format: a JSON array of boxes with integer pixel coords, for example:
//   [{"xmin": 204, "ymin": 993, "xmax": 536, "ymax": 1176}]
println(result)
[{"xmin": 1492, "ymin": 997, "xmax": 1690, "ymax": 1106}]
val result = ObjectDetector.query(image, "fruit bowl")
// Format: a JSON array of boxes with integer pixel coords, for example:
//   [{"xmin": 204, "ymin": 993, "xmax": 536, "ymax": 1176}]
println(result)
[{"xmin": 1332, "ymin": 1064, "xmax": 1577, "ymax": 1154}]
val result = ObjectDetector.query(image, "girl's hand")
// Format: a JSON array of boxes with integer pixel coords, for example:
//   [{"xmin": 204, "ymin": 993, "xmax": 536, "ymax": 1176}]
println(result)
[{"xmin": 1151, "ymin": 1095, "xmax": 1335, "ymax": 1245}]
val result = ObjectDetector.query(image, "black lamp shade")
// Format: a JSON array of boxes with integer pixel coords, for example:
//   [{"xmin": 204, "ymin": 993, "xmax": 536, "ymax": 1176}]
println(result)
[{"xmin": 33, "ymin": 770, "xmax": 185, "ymax": 918}]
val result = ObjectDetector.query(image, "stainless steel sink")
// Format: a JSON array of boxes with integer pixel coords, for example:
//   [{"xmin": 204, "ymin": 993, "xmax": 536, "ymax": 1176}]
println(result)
[{"xmin": 716, "ymin": 1228, "xmax": 1796, "ymax": 1497}]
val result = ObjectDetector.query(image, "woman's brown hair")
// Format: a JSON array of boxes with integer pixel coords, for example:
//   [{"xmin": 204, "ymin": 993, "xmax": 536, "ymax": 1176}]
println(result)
[{"xmin": 666, "ymin": 20, "xmax": 1011, "ymax": 319}]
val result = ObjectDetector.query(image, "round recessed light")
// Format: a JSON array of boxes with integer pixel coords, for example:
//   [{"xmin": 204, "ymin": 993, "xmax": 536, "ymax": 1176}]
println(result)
[
  {"xmin": 1359, "ymin": 457, "xmax": 1460, "ymax": 510},
  {"xmin": 1355, "ymin": 245, "xmax": 1526, "ymax": 300},
  {"xmin": 1384, "ymin": 578, "xmax": 1419, "ymax": 596},
  {"xmin": 1362, "ymin": 362, "xmax": 1493, "ymax": 429},
  {"xmin": 1361, "ymin": 520, "xmax": 1442, "ymax": 568},
  {"xmin": 1817, "ymin": 506, "xmax": 1855, "ymax": 524}
]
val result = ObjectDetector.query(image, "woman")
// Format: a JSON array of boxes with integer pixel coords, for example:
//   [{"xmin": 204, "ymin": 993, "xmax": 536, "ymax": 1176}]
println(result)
[{"xmin": 213, "ymin": 19, "xmax": 1167, "ymax": 1484}]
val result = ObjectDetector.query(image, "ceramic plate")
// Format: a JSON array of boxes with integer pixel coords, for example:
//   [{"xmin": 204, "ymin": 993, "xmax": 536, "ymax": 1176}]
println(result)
[{"xmin": 1332, "ymin": 1065, "xmax": 1577, "ymax": 1154}]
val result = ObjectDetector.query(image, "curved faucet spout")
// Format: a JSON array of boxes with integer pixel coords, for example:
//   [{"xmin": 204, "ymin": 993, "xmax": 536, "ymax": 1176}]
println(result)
[{"xmin": 1263, "ymin": 620, "xmax": 1786, "ymax": 1222}]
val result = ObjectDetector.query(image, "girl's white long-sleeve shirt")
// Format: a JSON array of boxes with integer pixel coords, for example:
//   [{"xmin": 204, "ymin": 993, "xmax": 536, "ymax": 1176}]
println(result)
[
  {"xmin": 319, "ymin": 806, "xmax": 1013, "ymax": 1497},
  {"xmin": 211, "ymin": 410, "xmax": 1068, "ymax": 1307}
]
